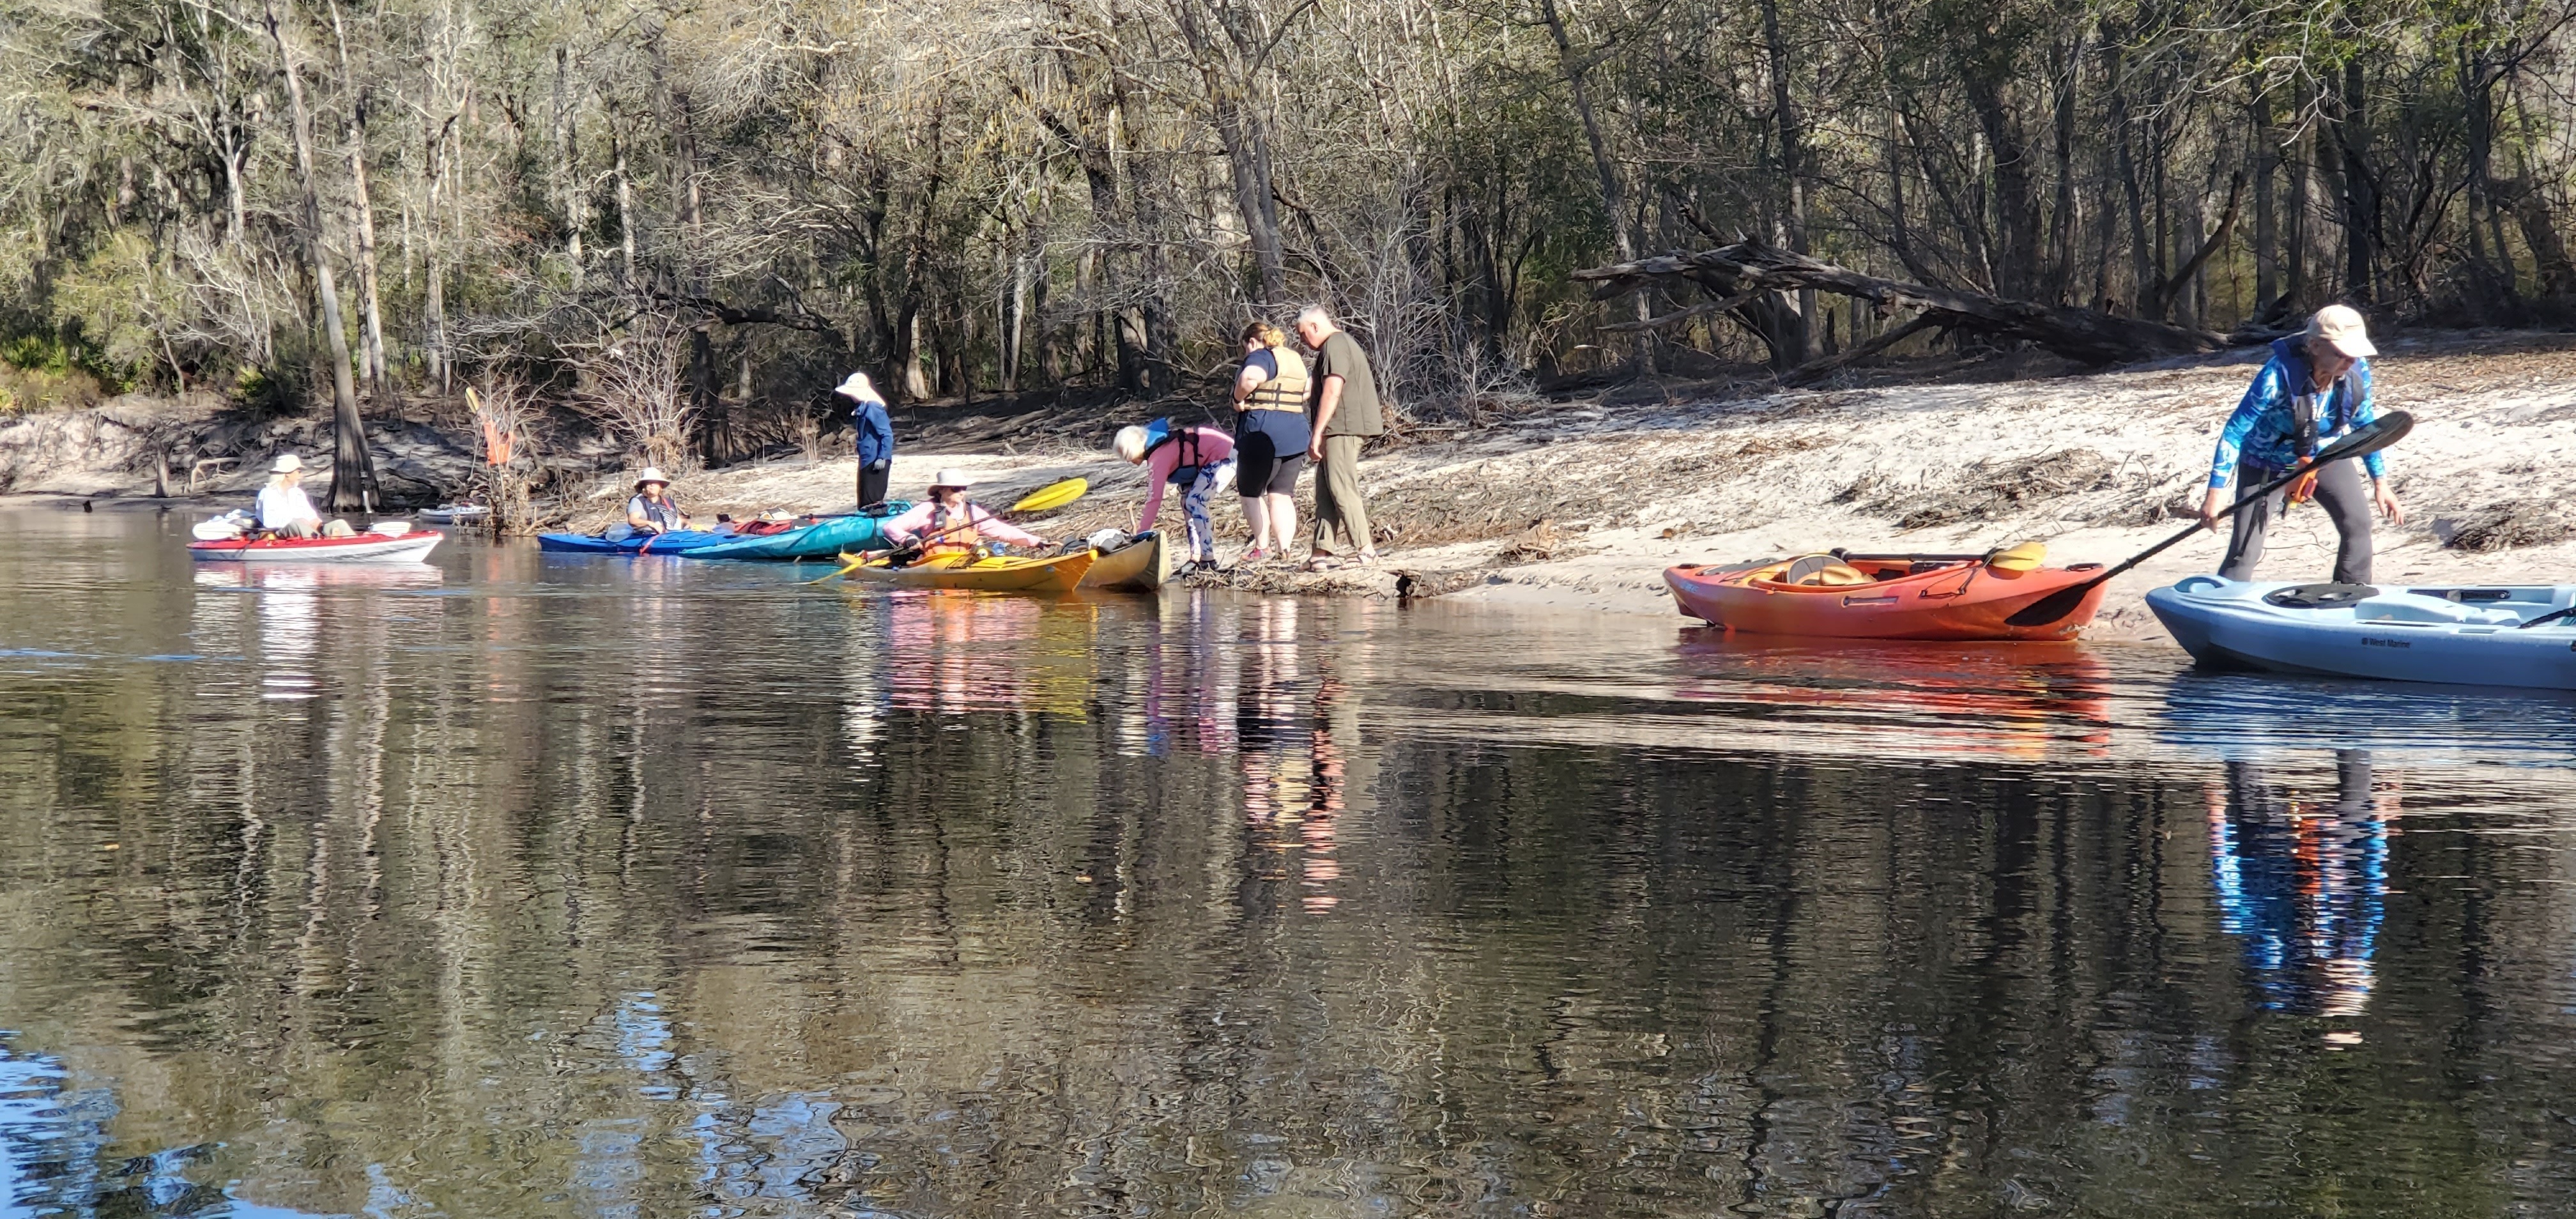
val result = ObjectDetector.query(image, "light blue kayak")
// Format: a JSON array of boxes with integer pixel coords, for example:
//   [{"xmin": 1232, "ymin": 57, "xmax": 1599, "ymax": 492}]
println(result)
[
  {"xmin": 680, "ymin": 505, "xmax": 910, "ymax": 561},
  {"xmin": 535, "ymin": 529, "xmax": 737, "ymax": 555},
  {"xmin": 2148, "ymin": 576, "xmax": 2576, "ymax": 689}
]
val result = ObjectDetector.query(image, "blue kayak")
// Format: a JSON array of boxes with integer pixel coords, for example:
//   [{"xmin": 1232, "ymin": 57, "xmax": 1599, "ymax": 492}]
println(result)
[
  {"xmin": 680, "ymin": 505, "xmax": 910, "ymax": 561},
  {"xmin": 536, "ymin": 529, "xmax": 739, "ymax": 555}
]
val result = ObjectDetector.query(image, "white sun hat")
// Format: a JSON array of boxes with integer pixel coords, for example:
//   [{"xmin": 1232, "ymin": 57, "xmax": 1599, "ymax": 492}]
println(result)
[
  {"xmin": 834, "ymin": 371, "xmax": 882, "ymax": 402},
  {"xmin": 270, "ymin": 454, "xmax": 303, "ymax": 473},
  {"xmin": 927, "ymin": 468, "xmax": 975, "ymax": 490},
  {"xmin": 2307, "ymin": 303, "xmax": 2378, "ymax": 359},
  {"xmin": 634, "ymin": 466, "xmax": 671, "ymax": 488}
]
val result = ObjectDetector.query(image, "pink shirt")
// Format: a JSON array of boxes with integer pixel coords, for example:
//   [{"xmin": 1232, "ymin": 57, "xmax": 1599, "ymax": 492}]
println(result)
[
  {"xmin": 1137, "ymin": 427, "xmax": 1236, "ymax": 532},
  {"xmin": 880, "ymin": 499, "xmax": 1042, "ymax": 548}
]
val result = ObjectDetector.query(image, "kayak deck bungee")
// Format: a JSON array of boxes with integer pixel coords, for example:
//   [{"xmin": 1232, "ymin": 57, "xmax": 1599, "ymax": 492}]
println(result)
[
  {"xmin": 838, "ymin": 549, "xmax": 1096, "ymax": 595},
  {"xmin": 1664, "ymin": 552, "xmax": 2110, "ymax": 641},
  {"xmin": 679, "ymin": 507, "xmax": 909, "ymax": 561},
  {"xmin": 1079, "ymin": 532, "xmax": 1170, "ymax": 592},
  {"xmin": 2148, "ymin": 576, "xmax": 2576, "ymax": 689},
  {"xmin": 536, "ymin": 529, "xmax": 737, "ymax": 555},
  {"xmin": 188, "ymin": 528, "xmax": 444, "ymax": 563}
]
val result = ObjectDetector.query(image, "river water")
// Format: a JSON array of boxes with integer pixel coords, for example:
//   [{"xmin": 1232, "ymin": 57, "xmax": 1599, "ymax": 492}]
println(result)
[{"xmin": 4, "ymin": 504, "xmax": 2576, "ymax": 1218}]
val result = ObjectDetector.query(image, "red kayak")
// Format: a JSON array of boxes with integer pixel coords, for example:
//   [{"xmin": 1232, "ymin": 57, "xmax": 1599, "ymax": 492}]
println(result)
[
  {"xmin": 1664, "ymin": 551, "xmax": 2109, "ymax": 641},
  {"xmin": 188, "ymin": 528, "xmax": 443, "ymax": 563}
]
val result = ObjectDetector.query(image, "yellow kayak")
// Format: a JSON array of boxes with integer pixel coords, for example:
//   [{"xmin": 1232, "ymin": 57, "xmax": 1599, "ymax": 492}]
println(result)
[
  {"xmin": 1080, "ymin": 531, "xmax": 1170, "ymax": 592},
  {"xmin": 838, "ymin": 549, "xmax": 1095, "ymax": 594}
]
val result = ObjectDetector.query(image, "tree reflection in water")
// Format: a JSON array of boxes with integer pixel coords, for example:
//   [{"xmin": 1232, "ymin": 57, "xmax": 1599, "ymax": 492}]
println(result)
[{"xmin": 6, "ymin": 512, "xmax": 2576, "ymax": 1216}]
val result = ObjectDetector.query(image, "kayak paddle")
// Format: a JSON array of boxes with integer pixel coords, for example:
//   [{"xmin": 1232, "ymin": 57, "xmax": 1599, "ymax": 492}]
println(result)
[
  {"xmin": 1011, "ymin": 477, "xmax": 1088, "ymax": 513},
  {"xmin": 806, "ymin": 480, "xmax": 1092, "ymax": 585},
  {"xmin": 2004, "ymin": 410, "xmax": 2415, "ymax": 628}
]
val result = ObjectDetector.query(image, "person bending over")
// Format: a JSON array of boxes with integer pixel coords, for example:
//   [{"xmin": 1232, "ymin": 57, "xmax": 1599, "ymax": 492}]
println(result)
[
  {"xmin": 2199, "ymin": 303, "xmax": 2404, "ymax": 585},
  {"xmin": 1115, "ymin": 419, "xmax": 1236, "ymax": 574}
]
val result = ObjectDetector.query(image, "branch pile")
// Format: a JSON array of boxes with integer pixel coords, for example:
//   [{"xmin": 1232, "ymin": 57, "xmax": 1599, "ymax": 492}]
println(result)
[{"xmin": 1573, "ymin": 242, "xmax": 2235, "ymax": 376}]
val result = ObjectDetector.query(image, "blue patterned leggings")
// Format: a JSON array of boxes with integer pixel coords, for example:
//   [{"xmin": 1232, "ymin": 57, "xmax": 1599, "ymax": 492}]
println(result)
[{"xmin": 1181, "ymin": 459, "xmax": 1234, "ymax": 561}]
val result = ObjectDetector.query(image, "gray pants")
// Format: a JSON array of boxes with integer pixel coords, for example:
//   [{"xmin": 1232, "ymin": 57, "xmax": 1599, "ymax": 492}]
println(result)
[
  {"xmin": 2218, "ymin": 457, "xmax": 2373, "ymax": 585},
  {"xmin": 1310, "ymin": 433, "xmax": 1375, "ymax": 553}
]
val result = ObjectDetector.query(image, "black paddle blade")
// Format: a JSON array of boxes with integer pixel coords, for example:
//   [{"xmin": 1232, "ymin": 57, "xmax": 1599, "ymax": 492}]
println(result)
[
  {"xmin": 2317, "ymin": 410, "xmax": 2412, "ymax": 465},
  {"xmin": 2005, "ymin": 579, "xmax": 2099, "ymax": 628}
]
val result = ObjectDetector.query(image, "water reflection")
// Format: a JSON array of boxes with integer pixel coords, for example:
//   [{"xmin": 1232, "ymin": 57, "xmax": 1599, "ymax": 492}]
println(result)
[
  {"xmin": 2209, "ymin": 751, "xmax": 2393, "ymax": 1029},
  {"xmin": 6, "ymin": 510, "xmax": 2576, "ymax": 1216}
]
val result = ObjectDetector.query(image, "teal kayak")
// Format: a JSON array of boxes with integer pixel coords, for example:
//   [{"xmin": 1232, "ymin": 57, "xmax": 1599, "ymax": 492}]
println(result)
[{"xmin": 680, "ymin": 505, "xmax": 910, "ymax": 561}]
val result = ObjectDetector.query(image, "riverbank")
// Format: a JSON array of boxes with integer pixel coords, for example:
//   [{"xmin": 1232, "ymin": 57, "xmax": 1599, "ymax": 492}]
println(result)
[
  {"xmin": 653, "ymin": 330, "xmax": 2576, "ymax": 640},
  {"xmin": 13, "ymin": 330, "xmax": 2573, "ymax": 641}
]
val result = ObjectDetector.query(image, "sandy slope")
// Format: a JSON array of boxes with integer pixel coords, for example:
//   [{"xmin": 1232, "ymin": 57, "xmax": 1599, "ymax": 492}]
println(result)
[{"xmin": 648, "ymin": 332, "xmax": 2576, "ymax": 641}]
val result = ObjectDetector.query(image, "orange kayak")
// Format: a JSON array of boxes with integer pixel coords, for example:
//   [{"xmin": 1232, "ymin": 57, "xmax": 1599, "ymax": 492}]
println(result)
[{"xmin": 1664, "ymin": 552, "xmax": 2110, "ymax": 641}]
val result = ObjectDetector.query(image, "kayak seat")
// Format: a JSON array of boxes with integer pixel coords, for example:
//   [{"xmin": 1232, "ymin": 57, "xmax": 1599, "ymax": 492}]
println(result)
[
  {"xmin": 1779, "ymin": 555, "xmax": 1873, "ymax": 587},
  {"xmin": 2261, "ymin": 583, "xmax": 2379, "ymax": 610},
  {"xmin": 2353, "ymin": 594, "xmax": 2520, "ymax": 626}
]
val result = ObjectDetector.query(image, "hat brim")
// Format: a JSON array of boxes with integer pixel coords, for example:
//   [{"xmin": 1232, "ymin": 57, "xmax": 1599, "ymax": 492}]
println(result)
[{"xmin": 2325, "ymin": 334, "xmax": 2377, "ymax": 358}]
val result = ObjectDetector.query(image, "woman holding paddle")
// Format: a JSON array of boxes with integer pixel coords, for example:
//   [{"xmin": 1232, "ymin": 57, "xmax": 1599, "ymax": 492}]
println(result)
[
  {"xmin": 878, "ymin": 469, "xmax": 1047, "ymax": 556},
  {"xmin": 2200, "ymin": 305, "xmax": 2405, "ymax": 585}
]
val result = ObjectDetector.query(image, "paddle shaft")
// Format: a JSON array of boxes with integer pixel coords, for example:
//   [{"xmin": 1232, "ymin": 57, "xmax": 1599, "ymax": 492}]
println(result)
[{"xmin": 2085, "ymin": 456, "xmax": 2362, "ymax": 587}]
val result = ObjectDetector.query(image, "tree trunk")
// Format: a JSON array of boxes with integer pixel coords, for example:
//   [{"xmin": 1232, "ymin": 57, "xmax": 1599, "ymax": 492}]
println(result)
[
  {"xmin": 1577, "ymin": 241, "xmax": 2228, "ymax": 365},
  {"xmin": 2336, "ymin": 59, "xmax": 2377, "ymax": 302},
  {"xmin": 330, "ymin": 6, "xmax": 390, "ymax": 403},
  {"xmin": 261, "ymin": 0, "xmax": 374, "ymax": 512},
  {"xmin": 2044, "ymin": 27, "xmax": 2085, "ymax": 303},
  {"xmin": 1537, "ymin": 0, "xmax": 1655, "ymax": 373},
  {"xmin": 2286, "ymin": 120, "xmax": 2308, "ymax": 307},
  {"xmin": 1761, "ymin": 0, "xmax": 1814, "ymax": 364},
  {"xmin": 2251, "ymin": 83, "xmax": 2278, "ymax": 317}
]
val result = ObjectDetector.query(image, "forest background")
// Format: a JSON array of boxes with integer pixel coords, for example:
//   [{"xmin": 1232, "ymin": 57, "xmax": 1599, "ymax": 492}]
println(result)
[{"xmin": 4, "ymin": 0, "xmax": 2574, "ymax": 506}]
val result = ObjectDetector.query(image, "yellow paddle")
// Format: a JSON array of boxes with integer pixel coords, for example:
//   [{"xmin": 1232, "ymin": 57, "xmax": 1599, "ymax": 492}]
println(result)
[
  {"xmin": 1984, "ymin": 540, "xmax": 2047, "ymax": 573},
  {"xmin": 1010, "ymin": 477, "xmax": 1087, "ymax": 514}
]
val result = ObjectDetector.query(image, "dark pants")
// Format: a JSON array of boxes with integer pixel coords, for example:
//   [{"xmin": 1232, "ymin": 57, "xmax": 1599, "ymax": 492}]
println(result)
[
  {"xmin": 857, "ymin": 463, "xmax": 891, "ymax": 509},
  {"xmin": 2219, "ymin": 457, "xmax": 2373, "ymax": 585}
]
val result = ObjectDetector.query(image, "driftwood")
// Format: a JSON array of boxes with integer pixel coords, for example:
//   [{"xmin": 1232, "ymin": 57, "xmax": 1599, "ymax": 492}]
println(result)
[{"xmin": 1573, "ymin": 241, "xmax": 2230, "ymax": 369}]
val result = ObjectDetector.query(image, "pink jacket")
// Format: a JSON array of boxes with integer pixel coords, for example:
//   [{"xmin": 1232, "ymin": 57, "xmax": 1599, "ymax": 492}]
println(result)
[
  {"xmin": 1137, "ymin": 427, "xmax": 1236, "ymax": 532},
  {"xmin": 880, "ymin": 500, "xmax": 1042, "ymax": 548}
]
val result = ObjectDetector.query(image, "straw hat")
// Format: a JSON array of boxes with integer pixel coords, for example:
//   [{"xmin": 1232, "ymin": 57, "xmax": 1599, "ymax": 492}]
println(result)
[
  {"xmin": 834, "ymin": 371, "xmax": 882, "ymax": 402},
  {"xmin": 927, "ymin": 468, "xmax": 975, "ymax": 490},
  {"xmin": 2306, "ymin": 304, "xmax": 2377, "ymax": 359},
  {"xmin": 270, "ymin": 454, "xmax": 303, "ymax": 473},
  {"xmin": 634, "ymin": 466, "xmax": 671, "ymax": 489}
]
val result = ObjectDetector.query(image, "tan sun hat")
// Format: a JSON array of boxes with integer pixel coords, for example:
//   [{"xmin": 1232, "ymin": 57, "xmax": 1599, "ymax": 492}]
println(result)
[
  {"xmin": 270, "ymin": 454, "xmax": 302, "ymax": 473},
  {"xmin": 2306, "ymin": 304, "xmax": 2377, "ymax": 359},
  {"xmin": 634, "ymin": 466, "xmax": 671, "ymax": 489},
  {"xmin": 927, "ymin": 468, "xmax": 975, "ymax": 491}
]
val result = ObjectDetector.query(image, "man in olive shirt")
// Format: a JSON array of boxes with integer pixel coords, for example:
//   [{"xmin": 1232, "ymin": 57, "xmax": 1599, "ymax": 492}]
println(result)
[{"xmin": 1296, "ymin": 304, "xmax": 1383, "ymax": 567}]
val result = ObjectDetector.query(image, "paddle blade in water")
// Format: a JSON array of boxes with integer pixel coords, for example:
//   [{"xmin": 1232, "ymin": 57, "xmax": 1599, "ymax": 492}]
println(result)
[
  {"xmin": 1986, "ymin": 540, "xmax": 2047, "ymax": 573},
  {"xmin": 1011, "ymin": 477, "xmax": 1087, "ymax": 514}
]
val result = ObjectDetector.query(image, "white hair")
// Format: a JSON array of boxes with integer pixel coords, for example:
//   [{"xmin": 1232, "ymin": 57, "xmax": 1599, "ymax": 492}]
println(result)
[
  {"xmin": 1113, "ymin": 425, "xmax": 1150, "ymax": 464},
  {"xmin": 1296, "ymin": 304, "xmax": 1333, "ymax": 328}
]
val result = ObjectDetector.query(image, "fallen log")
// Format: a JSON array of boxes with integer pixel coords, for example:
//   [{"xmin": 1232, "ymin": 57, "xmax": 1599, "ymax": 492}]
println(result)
[{"xmin": 1572, "ymin": 241, "xmax": 2232, "ymax": 367}]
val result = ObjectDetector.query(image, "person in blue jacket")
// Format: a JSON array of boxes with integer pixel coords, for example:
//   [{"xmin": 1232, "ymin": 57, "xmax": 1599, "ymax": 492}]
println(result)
[
  {"xmin": 838, "ymin": 371, "xmax": 896, "ymax": 509},
  {"xmin": 2198, "ymin": 304, "xmax": 2405, "ymax": 584}
]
